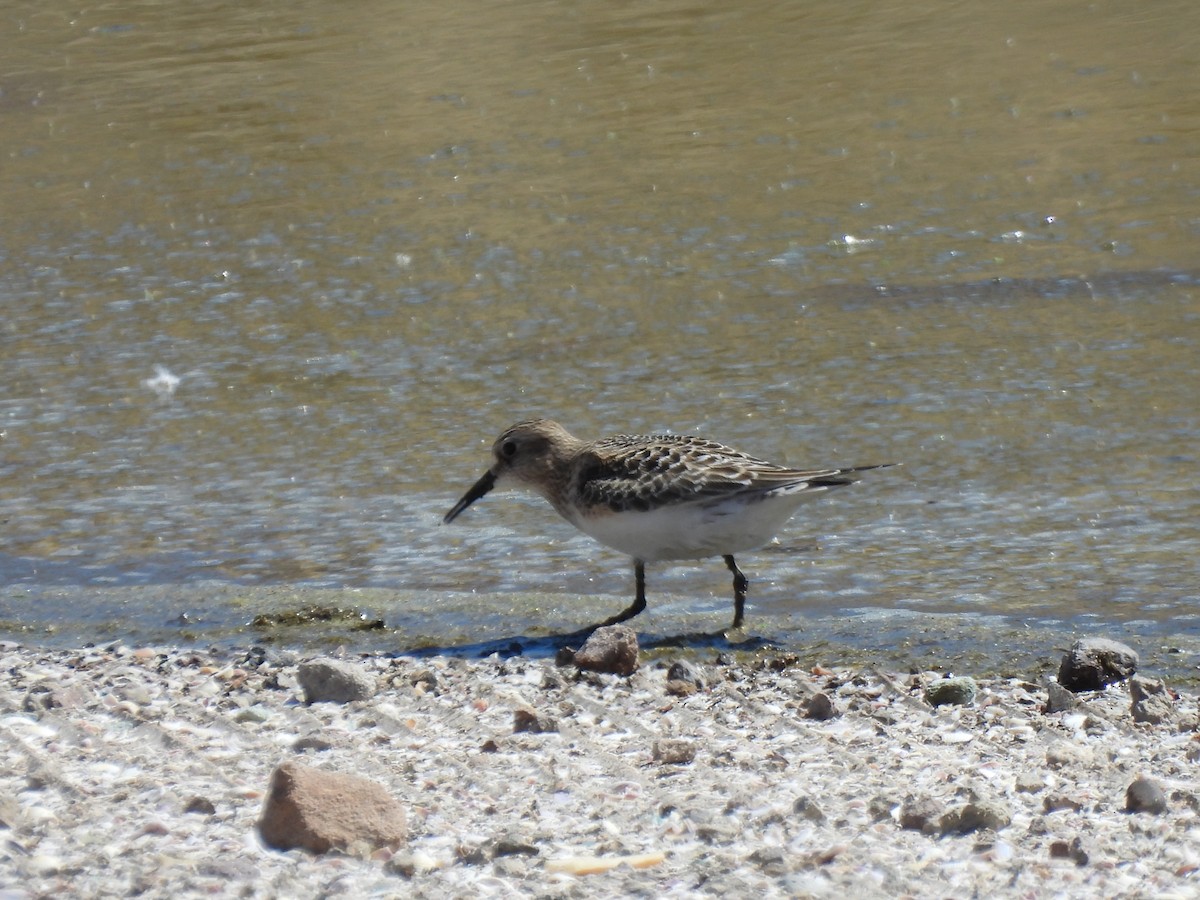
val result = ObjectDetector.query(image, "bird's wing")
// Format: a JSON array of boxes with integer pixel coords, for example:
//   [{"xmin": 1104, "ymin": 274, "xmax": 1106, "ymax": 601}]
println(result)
[{"xmin": 574, "ymin": 434, "xmax": 855, "ymax": 512}]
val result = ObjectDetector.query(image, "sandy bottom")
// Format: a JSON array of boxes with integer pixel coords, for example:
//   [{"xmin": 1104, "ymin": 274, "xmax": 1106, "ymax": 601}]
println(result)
[{"xmin": 1, "ymin": 642, "xmax": 1198, "ymax": 898}]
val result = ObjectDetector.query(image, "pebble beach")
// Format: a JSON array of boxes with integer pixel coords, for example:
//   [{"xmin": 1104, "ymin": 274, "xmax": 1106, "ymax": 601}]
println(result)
[{"xmin": 1, "ymin": 637, "xmax": 1198, "ymax": 899}]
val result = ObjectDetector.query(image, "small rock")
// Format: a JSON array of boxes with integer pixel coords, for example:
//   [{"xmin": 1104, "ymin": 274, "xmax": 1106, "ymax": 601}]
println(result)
[
  {"xmin": 573, "ymin": 625, "xmax": 639, "ymax": 676},
  {"xmin": 293, "ymin": 735, "xmax": 334, "ymax": 753},
  {"xmin": 296, "ymin": 659, "xmax": 376, "ymax": 704},
  {"xmin": 513, "ymin": 708, "xmax": 558, "ymax": 734},
  {"xmin": 1125, "ymin": 776, "xmax": 1168, "ymax": 815},
  {"xmin": 493, "ymin": 832, "xmax": 540, "ymax": 857},
  {"xmin": 554, "ymin": 647, "xmax": 576, "ymax": 667},
  {"xmin": 868, "ymin": 796, "xmax": 894, "ymax": 821},
  {"xmin": 665, "ymin": 660, "xmax": 705, "ymax": 695},
  {"xmin": 1015, "ymin": 773, "xmax": 1044, "ymax": 794},
  {"xmin": 1057, "ymin": 638, "xmax": 1138, "ymax": 692},
  {"xmin": 666, "ymin": 659, "xmax": 705, "ymax": 686},
  {"xmin": 1043, "ymin": 793, "xmax": 1084, "ymax": 813},
  {"xmin": 803, "ymin": 844, "xmax": 848, "ymax": 867},
  {"xmin": 653, "ymin": 738, "xmax": 697, "ymax": 765},
  {"xmin": 184, "ymin": 796, "xmax": 217, "ymax": 816},
  {"xmin": 1129, "ymin": 675, "xmax": 1175, "ymax": 725},
  {"xmin": 258, "ymin": 761, "xmax": 407, "ymax": 854},
  {"xmin": 747, "ymin": 846, "xmax": 787, "ymax": 876},
  {"xmin": 899, "ymin": 795, "xmax": 942, "ymax": 832},
  {"xmin": 804, "ymin": 692, "xmax": 838, "ymax": 720},
  {"xmin": 697, "ymin": 821, "xmax": 739, "ymax": 844},
  {"xmin": 1049, "ymin": 836, "xmax": 1089, "ymax": 865},
  {"xmin": 462, "ymin": 830, "xmax": 541, "ymax": 863},
  {"xmin": 942, "ymin": 799, "xmax": 1011, "ymax": 835},
  {"xmin": 924, "ymin": 676, "xmax": 978, "ymax": 707},
  {"xmin": 408, "ymin": 668, "xmax": 440, "ymax": 694},
  {"xmin": 1044, "ymin": 681, "xmax": 1079, "ymax": 713},
  {"xmin": 665, "ymin": 679, "xmax": 698, "ymax": 697},
  {"xmin": 235, "ymin": 705, "xmax": 271, "ymax": 724},
  {"xmin": 792, "ymin": 796, "xmax": 825, "ymax": 823}
]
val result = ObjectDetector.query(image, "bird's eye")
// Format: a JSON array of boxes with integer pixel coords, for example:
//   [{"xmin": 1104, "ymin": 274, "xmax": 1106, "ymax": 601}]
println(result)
[{"xmin": 500, "ymin": 440, "xmax": 518, "ymax": 458}]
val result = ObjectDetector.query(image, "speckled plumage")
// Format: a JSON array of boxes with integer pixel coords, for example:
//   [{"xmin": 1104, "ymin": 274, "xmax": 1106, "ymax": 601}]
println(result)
[
  {"xmin": 443, "ymin": 419, "xmax": 891, "ymax": 630},
  {"xmin": 573, "ymin": 432, "xmax": 857, "ymax": 513}
]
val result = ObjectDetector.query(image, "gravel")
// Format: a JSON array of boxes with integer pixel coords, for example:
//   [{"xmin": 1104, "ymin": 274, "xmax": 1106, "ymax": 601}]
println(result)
[{"xmin": 1, "ymin": 643, "xmax": 1198, "ymax": 898}]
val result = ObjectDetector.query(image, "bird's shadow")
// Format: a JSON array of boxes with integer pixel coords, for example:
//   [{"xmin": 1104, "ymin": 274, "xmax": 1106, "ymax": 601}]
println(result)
[{"xmin": 402, "ymin": 626, "xmax": 777, "ymax": 660}]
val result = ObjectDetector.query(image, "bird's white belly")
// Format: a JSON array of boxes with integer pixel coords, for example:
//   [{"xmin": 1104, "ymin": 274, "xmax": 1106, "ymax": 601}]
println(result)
[{"xmin": 564, "ymin": 495, "xmax": 812, "ymax": 561}]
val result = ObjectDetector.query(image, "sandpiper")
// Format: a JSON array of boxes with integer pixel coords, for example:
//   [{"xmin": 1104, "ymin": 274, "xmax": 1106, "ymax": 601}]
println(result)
[{"xmin": 443, "ymin": 419, "xmax": 891, "ymax": 629}]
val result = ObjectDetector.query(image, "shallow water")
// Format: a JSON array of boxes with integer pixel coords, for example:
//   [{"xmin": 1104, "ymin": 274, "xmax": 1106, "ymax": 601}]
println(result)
[{"xmin": 1, "ymin": 0, "xmax": 1198, "ymax": 661}]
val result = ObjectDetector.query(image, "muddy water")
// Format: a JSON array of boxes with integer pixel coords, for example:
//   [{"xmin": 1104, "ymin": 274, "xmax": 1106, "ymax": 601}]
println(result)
[{"xmin": 1, "ymin": 0, "xmax": 1197, "ymax": 665}]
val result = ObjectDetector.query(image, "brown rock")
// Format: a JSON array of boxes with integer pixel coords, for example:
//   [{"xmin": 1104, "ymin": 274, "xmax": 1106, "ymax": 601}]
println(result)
[
  {"xmin": 258, "ymin": 761, "xmax": 407, "ymax": 854},
  {"xmin": 573, "ymin": 625, "xmax": 638, "ymax": 676},
  {"xmin": 1049, "ymin": 836, "xmax": 1089, "ymax": 865},
  {"xmin": 184, "ymin": 796, "xmax": 217, "ymax": 816},
  {"xmin": 804, "ymin": 692, "xmax": 838, "ymax": 720}
]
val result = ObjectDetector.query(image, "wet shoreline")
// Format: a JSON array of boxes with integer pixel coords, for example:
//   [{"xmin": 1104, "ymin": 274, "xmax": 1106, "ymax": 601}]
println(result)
[{"xmin": 2, "ymin": 584, "xmax": 1197, "ymax": 689}]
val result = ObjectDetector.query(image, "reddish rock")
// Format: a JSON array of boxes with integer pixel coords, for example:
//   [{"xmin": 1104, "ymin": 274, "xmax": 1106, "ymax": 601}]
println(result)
[
  {"xmin": 573, "ymin": 625, "xmax": 639, "ymax": 676},
  {"xmin": 258, "ymin": 761, "xmax": 407, "ymax": 854}
]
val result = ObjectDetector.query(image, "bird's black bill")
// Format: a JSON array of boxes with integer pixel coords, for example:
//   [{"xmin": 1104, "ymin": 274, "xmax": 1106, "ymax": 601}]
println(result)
[{"xmin": 443, "ymin": 470, "xmax": 497, "ymax": 524}]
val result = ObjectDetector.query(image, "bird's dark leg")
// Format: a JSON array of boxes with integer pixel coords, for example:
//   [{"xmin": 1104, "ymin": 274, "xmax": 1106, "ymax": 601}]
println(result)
[
  {"xmin": 724, "ymin": 555, "xmax": 748, "ymax": 628},
  {"xmin": 599, "ymin": 559, "xmax": 647, "ymax": 626}
]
